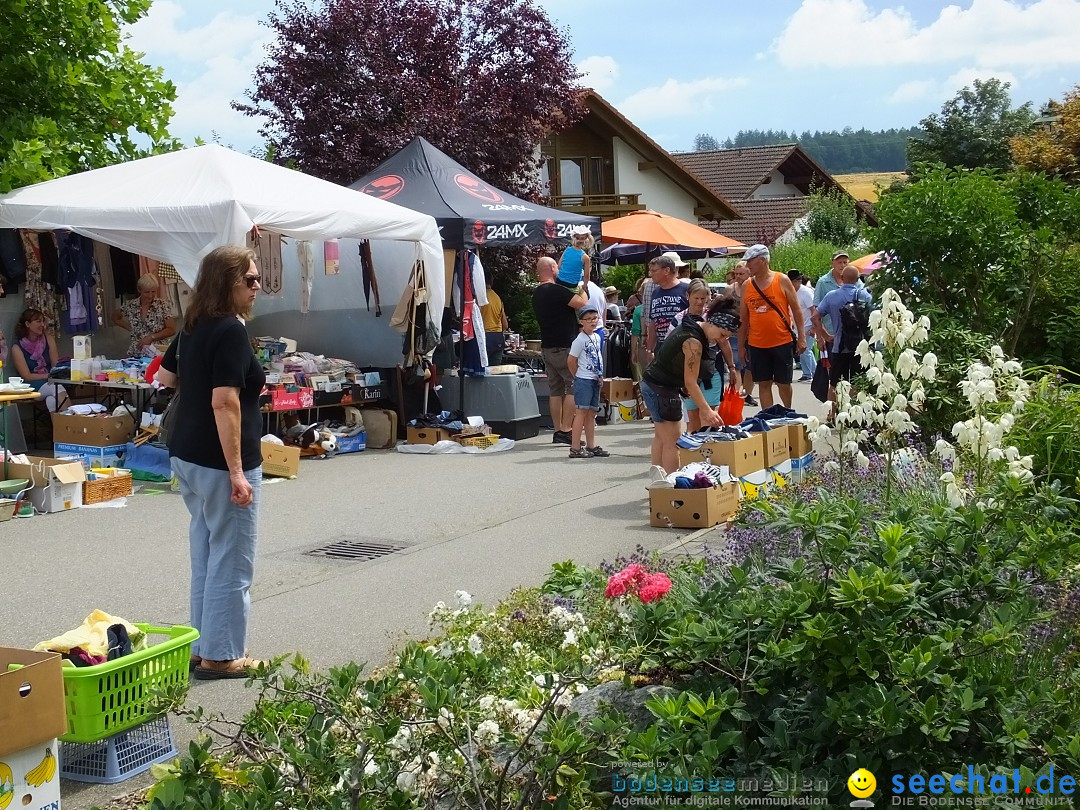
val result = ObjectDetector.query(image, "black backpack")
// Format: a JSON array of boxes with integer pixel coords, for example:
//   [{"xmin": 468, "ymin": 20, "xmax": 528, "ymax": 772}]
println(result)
[{"xmin": 838, "ymin": 296, "xmax": 871, "ymax": 353}]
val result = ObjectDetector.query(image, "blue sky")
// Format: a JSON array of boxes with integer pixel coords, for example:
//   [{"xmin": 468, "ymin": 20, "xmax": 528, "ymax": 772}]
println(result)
[{"xmin": 126, "ymin": 0, "xmax": 1080, "ymax": 154}]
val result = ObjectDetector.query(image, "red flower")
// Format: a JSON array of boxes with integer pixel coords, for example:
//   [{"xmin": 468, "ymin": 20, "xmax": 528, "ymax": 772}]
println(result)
[
  {"xmin": 638, "ymin": 573, "xmax": 672, "ymax": 604},
  {"xmin": 605, "ymin": 566, "xmax": 671, "ymax": 603}
]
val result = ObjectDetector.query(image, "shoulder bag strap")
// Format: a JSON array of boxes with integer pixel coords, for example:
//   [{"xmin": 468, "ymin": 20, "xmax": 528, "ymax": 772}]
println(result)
[{"xmin": 751, "ymin": 276, "xmax": 794, "ymax": 337}]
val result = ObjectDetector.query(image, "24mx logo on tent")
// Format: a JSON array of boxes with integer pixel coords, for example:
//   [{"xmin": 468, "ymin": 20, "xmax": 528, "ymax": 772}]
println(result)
[
  {"xmin": 481, "ymin": 223, "xmax": 528, "ymax": 242},
  {"xmin": 357, "ymin": 175, "xmax": 405, "ymax": 200},
  {"xmin": 454, "ymin": 173, "xmax": 503, "ymax": 204}
]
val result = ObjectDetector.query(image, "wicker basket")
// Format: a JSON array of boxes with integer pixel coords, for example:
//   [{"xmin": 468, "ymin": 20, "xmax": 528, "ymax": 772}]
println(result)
[
  {"xmin": 83, "ymin": 470, "xmax": 133, "ymax": 504},
  {"xmin": 454, "ymin": 433, "xmax": 500, "ymax": 449},
  {"xmin": 0, "ymin": 498, "xmax": 17, "ymax": 522}
]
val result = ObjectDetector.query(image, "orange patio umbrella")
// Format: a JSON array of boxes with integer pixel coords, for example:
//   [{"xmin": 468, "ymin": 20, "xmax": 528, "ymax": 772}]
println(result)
[
  {"xmin": 600, "ymin": 210, "xmax": 744, "ymax": 251},
  {"xmin": 850, "ymin": 251, "xmax": 887, "ymax": 273}
]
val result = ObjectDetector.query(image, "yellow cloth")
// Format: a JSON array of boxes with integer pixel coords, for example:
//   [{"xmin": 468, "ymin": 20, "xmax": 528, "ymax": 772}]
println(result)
[
  {"xmin": 34, "ymin": 610, "xmax": 144, "ymax": 658},
  {"xmin": 481, "ymin": 288, "xmax": 505, "ymax": 333}
]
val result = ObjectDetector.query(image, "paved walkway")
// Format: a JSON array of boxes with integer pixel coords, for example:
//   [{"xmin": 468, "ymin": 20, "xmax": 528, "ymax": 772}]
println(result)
[{"xmin": 6, "ymin": 382, "xmax": 824, "ymax": 808}]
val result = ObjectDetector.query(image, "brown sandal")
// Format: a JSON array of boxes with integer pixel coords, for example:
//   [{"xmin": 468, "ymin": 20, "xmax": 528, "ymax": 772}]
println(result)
[{"xmin": 193, "ymin": 656, "xmax": 266, "ymax": 680}]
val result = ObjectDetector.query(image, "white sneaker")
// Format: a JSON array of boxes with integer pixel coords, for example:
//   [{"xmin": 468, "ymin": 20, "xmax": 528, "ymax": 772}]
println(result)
[{"xmin": 646, "ymin": 464, "xmax": 674, "ymax": 491}]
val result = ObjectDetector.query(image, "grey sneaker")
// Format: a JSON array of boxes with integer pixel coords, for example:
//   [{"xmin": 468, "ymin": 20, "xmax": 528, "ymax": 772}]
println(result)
[{"xmin": 569, "ymin": 446, "xmax": 593, "ymax": 459}]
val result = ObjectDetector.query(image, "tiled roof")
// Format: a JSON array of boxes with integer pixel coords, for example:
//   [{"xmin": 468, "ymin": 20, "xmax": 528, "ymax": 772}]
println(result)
[
  {"xmin": 580, "ymin": 90, "xmax": 741, "ymax": 221},
  {"xmin": 674, "ymin": 144, "xmax": 799, "ymax": 201},
  {"xmin": 699, "ymin": 197, "xmax": 809, "ymax": 245}
]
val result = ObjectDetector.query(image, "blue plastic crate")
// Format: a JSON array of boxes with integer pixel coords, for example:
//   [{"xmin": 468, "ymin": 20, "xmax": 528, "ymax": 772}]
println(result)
[{"xmin": 60, "ymin": 715, "xmax": 176, "ymax": 784}]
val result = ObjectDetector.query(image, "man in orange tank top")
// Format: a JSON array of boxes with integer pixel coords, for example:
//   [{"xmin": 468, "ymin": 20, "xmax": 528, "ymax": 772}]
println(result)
[{"xmin": 737, "ymin": 244, "xmax": 806, "ymax": 409}]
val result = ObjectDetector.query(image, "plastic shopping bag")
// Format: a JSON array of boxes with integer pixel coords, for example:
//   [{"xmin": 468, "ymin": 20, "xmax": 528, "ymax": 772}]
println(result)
[{"xmin": 718, "ymin": 382, "xmax": 744, "ymax": 425}]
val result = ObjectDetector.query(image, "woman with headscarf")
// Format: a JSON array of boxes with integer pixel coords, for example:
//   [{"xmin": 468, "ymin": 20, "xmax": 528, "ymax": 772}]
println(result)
[
  {"xmin": 155, "ymin": 246, "xmax": 266, "ymax": 680},
  {"xmin": 112, "ymin": 274, "xmax": 176, "ymax": 356},
  {"xmin": 675, "ymin": 281, "xmax": 740, "ymax": 431}
]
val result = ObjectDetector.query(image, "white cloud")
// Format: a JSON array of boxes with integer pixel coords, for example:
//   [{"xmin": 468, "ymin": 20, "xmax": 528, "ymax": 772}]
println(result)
[
  {"xmin": 126, "ymin": 2, "xmax": 273, "ymax": 145},
  {"xmin": 888, "ymin": 67, "xmax": 1020, "ymax": 105},
  {"xmin": 617, "ymin": 77, "xmax": 749, "ymax": 122},
  {"xmin": 888, "ymin": 79, "xmax": 939, "ymax": 104},
  {"xmin": 771, "ymin": 0, "xmax": 1080, "ymax": 69},
  {"xmin": 576, "ymin": 55, "xmax": 619, "ymax": 93}
]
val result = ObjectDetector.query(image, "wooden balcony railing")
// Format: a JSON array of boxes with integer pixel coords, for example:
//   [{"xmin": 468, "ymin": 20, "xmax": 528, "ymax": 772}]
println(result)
[{"xmin": 548, "ymin": 193, "xmax": 644, "ymax": 219}]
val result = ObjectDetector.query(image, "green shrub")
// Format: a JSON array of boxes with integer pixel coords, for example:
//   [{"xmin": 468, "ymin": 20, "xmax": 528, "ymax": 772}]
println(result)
[
  {"xmin": 794, "ymin": 185, "xmax": 862, "ymax": 245},
  {"xmin": 770, "ymin": 238, "xmax": 857, "ymax": 283},
  {"xmin": 601, "ymin": 263, "xmax": 646, "ymax": 301},
  {"xmin": 1011, "ymin": 370, "xmax": 1080, "ymax": 495}
]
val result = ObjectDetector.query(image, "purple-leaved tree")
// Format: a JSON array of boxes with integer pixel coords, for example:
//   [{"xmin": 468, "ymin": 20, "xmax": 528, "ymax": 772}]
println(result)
[{"xmin": 235, "ymin": 0, "xmax": 584, "ymax": 199}]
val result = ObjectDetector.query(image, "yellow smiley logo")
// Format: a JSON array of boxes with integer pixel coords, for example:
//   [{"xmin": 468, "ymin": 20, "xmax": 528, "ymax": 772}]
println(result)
[{"xmin": 848, "ymin": 768, "xmax": 876, "ymax": 798}]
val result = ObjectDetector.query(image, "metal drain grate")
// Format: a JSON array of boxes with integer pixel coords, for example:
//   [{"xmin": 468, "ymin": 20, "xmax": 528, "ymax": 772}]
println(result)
[{"xmin": 306, "ymin": 540, "xmax": 406, "ymax": 561}]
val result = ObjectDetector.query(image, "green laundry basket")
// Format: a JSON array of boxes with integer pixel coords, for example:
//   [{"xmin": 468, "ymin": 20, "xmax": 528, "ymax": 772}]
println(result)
[{"xmin": 61, "ymin": 624, "xmax": 199, "ymax": 743}]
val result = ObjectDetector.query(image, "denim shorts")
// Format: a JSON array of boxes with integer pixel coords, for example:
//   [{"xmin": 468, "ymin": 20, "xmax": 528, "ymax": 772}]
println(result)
[
  {"xmin": 573, "ymin": 377, "xmax": 601, "ymax": 410},
  {"xmin": 640, "ymin": 379, "xmax": 683, "ymax": 423}
]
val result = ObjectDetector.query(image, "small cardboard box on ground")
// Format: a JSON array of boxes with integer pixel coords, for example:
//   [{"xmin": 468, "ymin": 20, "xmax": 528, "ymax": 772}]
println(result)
[
  {"xmin": 762, "ymin": 427, "xmax": 791, "ymax": 468},
  {"xmin": 261, "ymin": 442, "xmax": 300, "ymax": 478},
  {"xmin": 5, "ymin": 456, "xmax": 84, "ymax": 513},
  {"xmin": 768, "ymin": 458, "xmax": 792, "ymax": 492},
  {"xmin": 335, "ymin": 431, "xmax": 366, "ymax": 454},
  {"xmin": 53, "ymin": 442, "xmax": 126, "ymax": 471},
  {"xmin": 677, "ymin": 435, "xmax": 764, "ymax": 477},
  {"xmin": 738, "ymin": 468, "xmax": 773, "ymax": 500},
  {"xmin": 650, "ymin": 482, "xmax": 740, "ymax": 529},
  {"xmin": 0, "ymin": 647, "xmax": 67, "ymax": 810},
  {"xmin": 407, "ymin": 426, "xmax": 449, "ymax": 445},
  {"xmin": 609, "ymin": 401, "xmax": 639, "ymax": 423},
  {"xmin": 601, "ymin": 377, "xmax": 634, "ymax": 403}
]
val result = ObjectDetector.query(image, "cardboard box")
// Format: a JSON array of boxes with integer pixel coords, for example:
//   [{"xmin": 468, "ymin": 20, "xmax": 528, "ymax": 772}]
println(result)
[
  {"xmin": 0, "ymin": 738, "xmax": 61, "ymax": 810},
  {"xmin": 738, "ymin": 468, "xmax": 772, "ymax": 500},
  {"xmin": 677, "ymin": 435, "xmax": 764, "ymax": 478},
  {"xmin": 269, "ymin": 388, "xmax": 315, "ymax": 411},
  {"xmin": 791, "ymin": 452, "xmax": 815, "ymax": 482},
  {"xmin": 763, "ymin": 427, "xmax": 791, "ymax": 467},
  {"xmin": 68, "ymin": 357, "xmax": 93, "ymax": 381},
  {"xmin": 335, "ymin": 431, "xmax": 366, "ymax": 454},
  {"xmin": 649, "ymin": 482, "xmax": 740, "ymax": 529},
  {"xmin": 51, "ymin": 412, "xmax": 135, "ymax": 447},
  {"xmin": 72, "ymin": 334, "xmax": 92, "ymax": 359},
  {"xmin": 768, "ymin": 458, "xmax": 792, "ymax": 492},
  {"xmin": 5, "ymin": 456, "xmax": 84, "ymax": 513},
  {"xmin": 602, "ymin": 377, "xmax": 635, "ymax": 404},
  {"xmin": 53, "ymin": 442, "xmax": 126, "ymax": 471},
  {"xmin": 788, "ymin": 423, "xmax": 813, "ymax": 459},
  {"xmin": 261, "ymin": 442, "xmax": 300, "ymax": 478},
  {"xmin": 407, "ymin": 426, "xmax": 449, "ymax": 445},
  {"xmin": 610, "ymin": 400, "xmax": 639, "ymax": 423},
  {"xmin": 0, "ymin": 648, "xmax": 67, "ymax": 757}
]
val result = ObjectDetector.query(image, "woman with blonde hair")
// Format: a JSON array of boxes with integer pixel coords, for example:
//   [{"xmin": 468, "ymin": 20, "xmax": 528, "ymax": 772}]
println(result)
[
  {"xmin": 155, "ymin": 245, "xmax": 265, "ymax": 680},
  {"xmin": 112, "ymin": 274, "xmax": 176, "ymax": 356},
  {"xmin": 556, "ymin": 225, "xmax": 595, "ymax": 289}
]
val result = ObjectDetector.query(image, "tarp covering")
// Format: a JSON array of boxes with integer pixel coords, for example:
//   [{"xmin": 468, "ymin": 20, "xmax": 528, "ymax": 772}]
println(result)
[
  {"xmin": 0, "ymin": 144, "xmax": 446, "ymax": 334},
  {"xmin": 350, "ymin": 136, "xmax": 600, "ymax": 249}
]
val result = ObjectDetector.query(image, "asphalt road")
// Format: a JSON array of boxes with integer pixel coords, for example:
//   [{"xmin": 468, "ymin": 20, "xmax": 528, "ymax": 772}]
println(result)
[{"xmin": 4, "ymin": 381, "xmax": 825, "ymax": 808}]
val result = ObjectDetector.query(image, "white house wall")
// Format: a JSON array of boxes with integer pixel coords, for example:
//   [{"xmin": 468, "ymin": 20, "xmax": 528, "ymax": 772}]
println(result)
[
  {"xmin": 247, "ymin": 237, "xmax": 420, "ymax": 368},
  {"xmin": 612, "ymin": 137, "xmax": 698, "ymax": 220},
  {"xmin": 750, "ymin": 169, "xmax": 802, "ymax": 199}
]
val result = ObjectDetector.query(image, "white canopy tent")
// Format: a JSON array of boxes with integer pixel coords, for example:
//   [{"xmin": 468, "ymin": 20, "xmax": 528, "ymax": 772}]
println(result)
[{"xmin": 0, "ymin": 143, "xmax": 445, "ymax": 337}]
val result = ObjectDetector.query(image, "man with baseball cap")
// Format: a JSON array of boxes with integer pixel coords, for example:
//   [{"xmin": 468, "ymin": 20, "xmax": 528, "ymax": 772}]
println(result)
[
  {"xmin": 738, "ymin": 244, "xmax": 806, "ymax": 409},
  {"xmin": 812, "ymin": 250, "xmax": 863, "ymax": 346}
]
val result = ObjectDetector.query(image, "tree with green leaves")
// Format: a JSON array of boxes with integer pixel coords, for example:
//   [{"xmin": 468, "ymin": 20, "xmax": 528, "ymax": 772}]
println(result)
[
  {"xmin": 693, "ymin": 133, "xmax": 721, "ymax": 151},
  {"xmin": 0, "ymin": 0, "xmax": 180, "ymax": 193},
  {"xmin": 907, "ymin": 78, "xmax": 1035, "ymax": 171},
  {"xmin": 1011, "ymin": 85, "xmax": 1080, "ymax": 183}
]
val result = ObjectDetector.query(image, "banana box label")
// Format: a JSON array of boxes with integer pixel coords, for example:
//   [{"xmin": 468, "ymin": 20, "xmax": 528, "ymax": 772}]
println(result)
[
  {"xmin": 612, "ymin": 400, "xmax": 639, "ymax": 423},
  {"xmin": 738, "ymin": 468, "xmax": 772, "ymax": 500},
  {"xmin": 0, "ymin": 740, "xmax": 60, "ymax": 810}
]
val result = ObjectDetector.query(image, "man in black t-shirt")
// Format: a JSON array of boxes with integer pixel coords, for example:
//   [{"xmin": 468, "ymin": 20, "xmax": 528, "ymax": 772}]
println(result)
[{"xmin": 532, "ymin": 256, "xmax": 587, "ymax": 444}]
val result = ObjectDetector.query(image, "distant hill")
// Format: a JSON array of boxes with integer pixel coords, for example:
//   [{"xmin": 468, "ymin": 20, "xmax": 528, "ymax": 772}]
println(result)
[{"xmin": 693, "ymin": 127, "xmax": 921, "ymax": 173}]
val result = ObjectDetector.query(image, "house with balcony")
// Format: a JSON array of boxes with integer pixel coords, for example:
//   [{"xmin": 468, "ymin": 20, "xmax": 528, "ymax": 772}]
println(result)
[
  {"xmin": 674, "ymin": 143, "xmax": 875, "ymax": 244},
  {"xmin": 541, "ymin": 90, "xmax": 740, "ymax": 225}
]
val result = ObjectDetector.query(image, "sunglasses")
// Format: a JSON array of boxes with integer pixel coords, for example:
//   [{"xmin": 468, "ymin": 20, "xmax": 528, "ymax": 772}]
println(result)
[{"xmin": 242, "ymin": 275, "xmax": 262, "ymax": 289}]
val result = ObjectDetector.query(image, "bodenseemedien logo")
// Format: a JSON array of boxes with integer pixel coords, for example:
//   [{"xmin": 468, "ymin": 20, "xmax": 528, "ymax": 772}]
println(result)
[{"xmin": 848, "ymin": 768, "xmax": 876, "ymax": 807}]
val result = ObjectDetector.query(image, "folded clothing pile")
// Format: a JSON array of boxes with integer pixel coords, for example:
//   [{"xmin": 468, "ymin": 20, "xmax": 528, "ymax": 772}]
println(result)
[
  {"xmin": 677, "ymin": 425, "xmax": 752, "ymax": 449},
  {"xmin": 651, "ymin": 461, "xmax": 731, "ymax": 489}
]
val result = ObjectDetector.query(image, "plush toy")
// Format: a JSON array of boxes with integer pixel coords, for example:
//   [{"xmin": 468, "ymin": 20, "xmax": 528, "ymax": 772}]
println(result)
[{"xmin": 317, "ymin": 428, "xmax": 338, "ymax": 457}]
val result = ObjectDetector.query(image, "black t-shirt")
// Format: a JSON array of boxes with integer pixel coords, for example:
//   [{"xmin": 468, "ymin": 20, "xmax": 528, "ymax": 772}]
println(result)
[
  {"xmin": 161, "ymin": 317, "xmax": 265, "ymax": 472},
  {"xmin": 532, "ymin": 282, "xmax": 578, "ymax": 349}
]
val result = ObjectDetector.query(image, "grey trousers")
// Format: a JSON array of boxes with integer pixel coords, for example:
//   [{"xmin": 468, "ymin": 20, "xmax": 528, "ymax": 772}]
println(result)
[{"xmin": 172, "ymin": 458, "xmax": 262, "ymax": 661}]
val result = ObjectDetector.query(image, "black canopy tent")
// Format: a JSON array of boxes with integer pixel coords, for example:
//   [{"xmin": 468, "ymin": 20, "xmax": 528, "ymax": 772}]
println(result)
[
  {"xmin": 350, "ymin": 136, "xmax": 600, "ymax": 248},
  {"xmin": 351, "ymin": 137, "xmax": 602, "ymax": 425}
]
